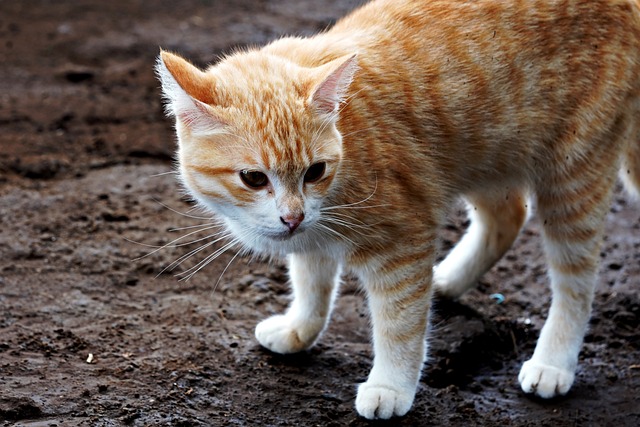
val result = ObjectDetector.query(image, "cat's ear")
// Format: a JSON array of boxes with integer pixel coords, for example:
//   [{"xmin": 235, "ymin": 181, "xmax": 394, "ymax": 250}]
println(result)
[
  {"xmin": 156, "ymin": 50, "xmax": 225, "ymax": 135},
  {"xmin": 309, "ymin": 54, "xmax": 359, "ymax": 116}
]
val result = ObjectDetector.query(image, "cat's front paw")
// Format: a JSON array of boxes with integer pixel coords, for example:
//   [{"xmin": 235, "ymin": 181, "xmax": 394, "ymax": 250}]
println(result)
[
  {"xmin": 355, "ymin": 382, "xmax": 414, "ymax": 420},
  {"xmin": 255, "ymin": 315, "xmax": 320, "ymax": 354},
  {"xmin": 518, "ymin": 359, "xmax": 575, "ymax": 398}
]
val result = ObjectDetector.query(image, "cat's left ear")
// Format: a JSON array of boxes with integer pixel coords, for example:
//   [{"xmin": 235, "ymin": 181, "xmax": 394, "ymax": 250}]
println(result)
[{"xmin": 309, "ymin": 54, "xmax": 359, "ymax": 116}]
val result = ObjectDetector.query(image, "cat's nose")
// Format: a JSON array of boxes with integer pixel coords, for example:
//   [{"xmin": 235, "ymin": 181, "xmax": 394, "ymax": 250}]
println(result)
[{"xmin": 280, "ymin": 213, "xmax": 305, "ymax": 232}]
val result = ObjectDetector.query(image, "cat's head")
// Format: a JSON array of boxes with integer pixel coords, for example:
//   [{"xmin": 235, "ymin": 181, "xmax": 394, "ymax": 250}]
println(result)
[{"xmin": 156, "ymin": 49, "xmax": 358, "ymax": 254}]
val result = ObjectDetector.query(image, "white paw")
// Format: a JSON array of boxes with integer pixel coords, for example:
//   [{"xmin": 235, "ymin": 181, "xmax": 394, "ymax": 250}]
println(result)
[
  {"xmin": 355, "ymin": 382, "xmax": 414, "ymax": 420},
  {"xmin": 255, "ymin": 315, "xmax": 318, "ymax": 354},
  {"xmin": 518, "ymin": 359, "xmax": 575, "ymax": 398},
  {"xmin": 432, "ymin": 265, "xmax": 469, "ymax": 299}
]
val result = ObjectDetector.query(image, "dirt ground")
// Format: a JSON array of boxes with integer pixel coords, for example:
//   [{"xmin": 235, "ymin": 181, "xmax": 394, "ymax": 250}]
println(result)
[{"xmin": 1, "ymin": 1, "xmax": 639, "ymax": 425}]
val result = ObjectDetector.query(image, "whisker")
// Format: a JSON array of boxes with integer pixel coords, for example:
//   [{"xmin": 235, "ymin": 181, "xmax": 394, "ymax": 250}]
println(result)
[
  {"xmin": 151, "ymin": 197, "xmax": 213, "ymax": 220},
  {"xmin": 320, "ymin": 214, "xmax": 372, "ymax": 230},
  {"xmin": 320, "ymin": 211, "xmax": 369, "ymax": 226},
  {"xmin": 124, "ymin": 233, "xmax": 220, "ymax": 250},
  {"xmin": 322, "ymin": 203, "xmax": 390, "ymax": 211},
  {"xmin": 315, "ymin": 222, "xmax": 358, "ymax": 246},
  {"xmin": 167, "ymin": 222, "xmax": 221, "ymax": 232},
  {"xmin": 156, "ymin": 239, "xmax": 220, "ymax": 278},
  {"xmin": 148, "ymin": 170, "xmax": 178, "ymax": 177},
  {"xmin": 211, "ymin": 250, "xmax": 242, "ymax": 292},
  {"xmin": 130, "ymin": 225, "xmax": 222, "ymax": 261},
  {"xmin": 157, "ymin": 231, "xmax": 233, "ymax": 277},
  {"xmin": 178, "ymin": 238, "xmax": 240, "ymax": 281},
  {"xmin": 321, "ymin": 174, "xmax": 387, "ymax": 211},
  {"xmin": 320, "ymin": 216, "xmax": 377, "ymax": 240}
]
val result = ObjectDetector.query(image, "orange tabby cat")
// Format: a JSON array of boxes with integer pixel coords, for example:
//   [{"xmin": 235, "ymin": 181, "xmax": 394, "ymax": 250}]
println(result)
[{"xmin": 156, "ymin": 0, "xmax": 640, "ymax": 419}]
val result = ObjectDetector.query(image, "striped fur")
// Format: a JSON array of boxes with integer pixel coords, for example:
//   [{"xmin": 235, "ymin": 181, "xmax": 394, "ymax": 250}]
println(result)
[{"xmin": 157, "ymin": 0, "xmax": 640, "ymax": 419}]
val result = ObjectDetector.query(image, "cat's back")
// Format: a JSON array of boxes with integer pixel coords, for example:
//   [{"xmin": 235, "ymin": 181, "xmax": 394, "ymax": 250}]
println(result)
[
  {"xmin": 320, "ymin": 0, "xmax": 640, "ymax": 111},
  {"xmin": 268, "ymin": 0, "xmax": 640, "ymax": 86},
  {"xmin": 259, "ymin": 0, "xmax": 640, "ymax": 192},
  {"xmin": 330, "ymin": 0, "xmax": 640, "ymax": 58},
  {"xmin": 324, "ymin": 0, "xmax": 640, "ymax": 189},
  {"xmin": 334, "ymin": 0, "xmax": 640, "ymax": 34}
]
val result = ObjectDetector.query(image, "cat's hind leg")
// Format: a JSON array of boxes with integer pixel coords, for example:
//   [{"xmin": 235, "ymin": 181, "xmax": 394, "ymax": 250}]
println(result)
[
  {"xmin": 255, "ymin": 253, "xmax": 340, "ymax": 354},
  {"xmin": 433, "ymin": 188, "xmax": 528, "ymax": 298},
  {"xmin": 519, "ymin": 168, "xmax": 617, "ymax": 398}
]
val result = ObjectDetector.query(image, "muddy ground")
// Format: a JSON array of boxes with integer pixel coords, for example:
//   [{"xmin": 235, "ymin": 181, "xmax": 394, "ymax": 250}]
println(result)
[{"xmin": 1, "ymin": 1, "xmax": 639, "ymax": 425}]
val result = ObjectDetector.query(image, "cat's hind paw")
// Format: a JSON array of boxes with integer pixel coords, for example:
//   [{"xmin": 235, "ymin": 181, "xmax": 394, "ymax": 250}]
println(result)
[
  {"xmin": 355, "ymin": 382, "xmax": 414, "ymax": 420},
  {"xmin": 518, "ymin": 359, "xmax": 575, "ymax": 398},
  {"xmin": 432, "ymin": 265, "xmax": 474, "ymax": 299},
  {"xmin": 255, "ymin": 315, "xmax": 320, "ymax": 354}
]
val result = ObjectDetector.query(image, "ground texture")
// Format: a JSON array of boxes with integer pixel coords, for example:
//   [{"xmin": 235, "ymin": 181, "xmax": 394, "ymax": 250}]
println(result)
[{"xmin": 1, "ymin": 1, "xmax": 639, "ymax": 425}]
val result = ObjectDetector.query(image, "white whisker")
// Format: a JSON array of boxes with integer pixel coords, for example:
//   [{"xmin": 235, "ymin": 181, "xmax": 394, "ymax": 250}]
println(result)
[
  {"xmin": 157, "ymin": 228, "xmax": 233, "ymax": 276},
  {"xmin": 315, "ymin": 222, "xmax": 358, "ymax": 246},
  {"xmin": 148, "ymin": 170, "xmax": 178, "ymax": 177},
  {"xmin": 167, "ymin": 222, "xmax": 221, "ymax": 232},
  {"xmin": 125, "ymin": 233, "xmax": 220, "ymax": 251},
  {"xmin": 322, "ymin": 203, "xmax": 390, "ymax": 211},
  {"xmin": 321, "ymin": 211, "xmax": 369, "ymax": 226},
  {"xmin": 130, "ymin": 225, "xmax": 222, "ymax": 261},
  {"xmin": 151, "ymin": 197, "xmax": 214, "ymax": 220},
  {"xmin": 320, "ymin": 216, "xmax": 378, "ymax": 240},
  {"xmin": 178, "ymin": 238, "xmax": 240, "ymax": 281},
  {"xmin": 156, "ymin": 239, "xmax": 221, "ymax": 278},
  {"xmin": 321, "ymin": 215, "xmax": 371, "ymax": 230},
  {"xmin": 321, "ymin": 174, "xmax": 387, "ymax": 211},
  {"xmin": 212, "ymin": 250, "xmax": 242, "ymax": 292}
]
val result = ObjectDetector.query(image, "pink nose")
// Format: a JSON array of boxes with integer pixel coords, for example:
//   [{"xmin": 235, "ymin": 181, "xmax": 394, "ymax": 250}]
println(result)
[{"xmin": 280, "ymin": 213, "xmax": 304, "ymax": 232}]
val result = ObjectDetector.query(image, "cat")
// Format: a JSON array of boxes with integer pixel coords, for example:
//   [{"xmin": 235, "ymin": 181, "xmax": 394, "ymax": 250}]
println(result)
[{"xmin": 156, "ymin": 0, "xmax": 640, "ymax": 419}]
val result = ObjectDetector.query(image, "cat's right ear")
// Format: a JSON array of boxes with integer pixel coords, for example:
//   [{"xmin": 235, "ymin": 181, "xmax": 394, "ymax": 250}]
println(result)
[
  {"xmin": 156, "ymin": 50, "xmax": 225, "ymax": 135},
  {"xmin": 309, "ymin": 54, "xmax": 359, "ymax": 117}
]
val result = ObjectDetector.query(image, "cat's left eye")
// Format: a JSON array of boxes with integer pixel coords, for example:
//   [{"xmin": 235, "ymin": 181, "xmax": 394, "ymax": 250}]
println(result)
[
  {"xmin": 304, "ymin": 162, "xmax": 326, "ymax": 183},
  {"xmin": 240, "ymin": 170, "xmax": 269, "ymax": 189}
]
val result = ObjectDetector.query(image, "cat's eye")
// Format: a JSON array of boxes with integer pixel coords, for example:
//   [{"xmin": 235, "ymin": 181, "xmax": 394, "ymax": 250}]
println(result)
[
  {"xmin": 240, "ymin": 170, "xmax": 269, "ymax": 189},
  {"xmin": 304, "ymin": 162, "xmax": 326, "ymax": 183}
]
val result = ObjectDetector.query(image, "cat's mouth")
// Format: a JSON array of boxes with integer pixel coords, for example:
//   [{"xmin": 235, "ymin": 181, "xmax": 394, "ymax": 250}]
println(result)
[{"xmin": 264, "ymin": 228, "xmax": 305, "ymax": 241}]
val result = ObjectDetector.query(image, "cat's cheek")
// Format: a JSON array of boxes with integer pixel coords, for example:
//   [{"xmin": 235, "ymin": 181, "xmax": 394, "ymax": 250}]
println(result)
[{"xmin": 301, "ymin": 197, "xmax": 322, "ymax": 219}]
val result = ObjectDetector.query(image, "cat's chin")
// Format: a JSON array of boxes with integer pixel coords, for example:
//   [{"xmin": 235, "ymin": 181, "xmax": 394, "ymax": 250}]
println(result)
[
  {"xmin": 249, "ymin": 229, "xmax": 327, "ymax": 257},
  {"xmin": 265, "ymin": 232, "xmax": 295, "ymax": 241},
  {"xmin": 264, "ymin": 228, "xmax": 305, "ymax": 241}
]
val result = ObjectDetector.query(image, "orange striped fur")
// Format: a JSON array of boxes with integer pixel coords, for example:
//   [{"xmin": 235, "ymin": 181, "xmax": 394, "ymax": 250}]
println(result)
[{"xmin": 157, "ymin": 0, "xmax": 640, "ymax": 419}]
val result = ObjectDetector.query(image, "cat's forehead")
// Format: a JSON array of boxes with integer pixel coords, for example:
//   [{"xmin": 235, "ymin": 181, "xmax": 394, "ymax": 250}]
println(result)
[
  {"xmin": 205, "ymin": 52, "xmax": 343, "ymax": 172},
  {"xmin": 214, "ymin": 53, "xmax": 307, "ymax": 105},
  {"xmin": 212, "ymin": 54, "xmax": 320, "ymax": 166}
]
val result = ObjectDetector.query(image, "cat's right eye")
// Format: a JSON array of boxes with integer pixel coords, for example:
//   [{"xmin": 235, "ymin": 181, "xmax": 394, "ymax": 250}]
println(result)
[
  {"xmin": 240, "ymin": 170, "xmax": 269, "ymax": 189},
  {"xmin": 304, "ymin": 162, "xmax": 326, "ymax": 183}
]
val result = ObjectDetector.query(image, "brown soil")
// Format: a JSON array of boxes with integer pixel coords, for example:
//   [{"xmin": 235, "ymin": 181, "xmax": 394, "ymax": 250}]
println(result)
[{"xmin": 1, "ymin": 1, "xmax": 639, "ymax": 425}]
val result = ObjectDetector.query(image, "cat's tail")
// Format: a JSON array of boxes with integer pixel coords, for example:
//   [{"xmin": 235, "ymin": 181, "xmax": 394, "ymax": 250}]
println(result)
[{"xmin": 620, "ymin": 134, "xmax": 640, "ymax": 199}]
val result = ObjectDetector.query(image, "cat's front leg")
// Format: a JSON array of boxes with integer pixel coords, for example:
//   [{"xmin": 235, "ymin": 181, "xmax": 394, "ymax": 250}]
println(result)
[
  {"xmin": 255, "ymin": 253, "xmax": 341, "ymax": 354},
  {"xmin": 355, "ymin": 251, "xmax": 433, "ymax": 419}
]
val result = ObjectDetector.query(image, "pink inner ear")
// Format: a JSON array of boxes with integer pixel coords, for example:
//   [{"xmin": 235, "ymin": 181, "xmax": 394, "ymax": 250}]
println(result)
[
  {"xmin": 157, "ymin": 51, "xmax": 226, "ymax": 135},
  {"xmin": 311, "ymin": 54, "xmax": 358, "ymax": 115},
  {"xmin": 177, "ymin": 97, "xmax": 226, "ymax": 135}
]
